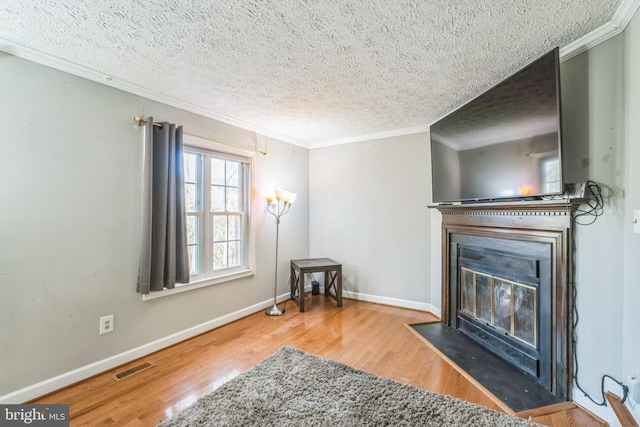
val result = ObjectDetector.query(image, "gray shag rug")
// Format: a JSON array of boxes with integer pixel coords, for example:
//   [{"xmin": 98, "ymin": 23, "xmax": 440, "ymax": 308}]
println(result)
[{"xmin": 158, "ymin": 346, "xmax": 541, "ymax": 426}]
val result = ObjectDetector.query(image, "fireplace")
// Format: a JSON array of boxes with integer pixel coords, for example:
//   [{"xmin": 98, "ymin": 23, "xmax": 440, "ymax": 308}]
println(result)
[
  {"xmin": 452, "ymin": 234, "xmax": 552, "ymax": 389},
  {"xmin": 434, "ymin": 200, "xmax": 577, "ymax": 401}
]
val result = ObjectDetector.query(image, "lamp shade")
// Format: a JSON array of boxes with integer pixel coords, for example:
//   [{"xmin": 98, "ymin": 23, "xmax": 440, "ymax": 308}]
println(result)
[{"xmin": 265, "ymin": 190, "xmax": 276, "ymax": 203}]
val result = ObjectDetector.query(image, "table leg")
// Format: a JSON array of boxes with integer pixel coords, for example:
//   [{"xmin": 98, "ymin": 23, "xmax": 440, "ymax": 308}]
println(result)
[
  {"xmin": 337, "ymin": 267, "xmax": 343, "ymax": 307},
  {"xmin": 299, "ymin": 270, "xmax": 305, "ymax": 312},
  {"xmin": 324, "ymin": 272, "xmax": 329, "ymax": 298},
  {"xmin": 290, "ymin": 265, "xmax": 295, "ymax": 300}
]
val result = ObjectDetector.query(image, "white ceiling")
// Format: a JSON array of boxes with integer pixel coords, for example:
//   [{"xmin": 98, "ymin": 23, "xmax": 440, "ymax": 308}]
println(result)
[{"xmin": 0, "ymin": 1, "xmax": 637, "ymax": 148}]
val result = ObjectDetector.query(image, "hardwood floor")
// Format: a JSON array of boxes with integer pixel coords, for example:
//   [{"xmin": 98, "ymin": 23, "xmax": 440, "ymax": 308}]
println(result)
[{"xmin": 30, "ymin": 297, "xmax": 606, "ymax": 426}]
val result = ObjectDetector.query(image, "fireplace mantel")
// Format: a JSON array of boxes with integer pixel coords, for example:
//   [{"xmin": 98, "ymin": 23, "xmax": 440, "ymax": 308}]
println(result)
[
  {"xmin": 432, "ymin": 199, "xmax": 578, "ymax": 228},
  {"xmin": 430, "ymin": 199, "xmax": 583, "ymax": 401}
]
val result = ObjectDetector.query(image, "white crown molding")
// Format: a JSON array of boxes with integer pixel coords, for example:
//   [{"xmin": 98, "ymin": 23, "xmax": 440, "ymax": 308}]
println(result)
[
  {"xmin": 560, "ymin": 0, "xmax": 640, "ymax": 62},
  {"xmin": 310, "ymin": 125, "xmax": 430, "ymax": 149},
  {"xmin": 2, "ymin": 0, "xmax": 639, "ymax": 150},
  {"xmin": 0, "ymin": 39, "xmax": 310, "ymax": 150}
]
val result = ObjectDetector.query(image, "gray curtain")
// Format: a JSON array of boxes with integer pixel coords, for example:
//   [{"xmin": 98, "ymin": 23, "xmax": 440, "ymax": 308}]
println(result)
[{"xmin": 137, "ymin": 117, "xmax": 190, "ymax": 294}]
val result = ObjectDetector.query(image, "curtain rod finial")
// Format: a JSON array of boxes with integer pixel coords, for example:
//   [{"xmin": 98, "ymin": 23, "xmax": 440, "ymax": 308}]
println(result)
[{"xmin": 134, "ymin": 116, "xmax": 146, "ymax": 126}]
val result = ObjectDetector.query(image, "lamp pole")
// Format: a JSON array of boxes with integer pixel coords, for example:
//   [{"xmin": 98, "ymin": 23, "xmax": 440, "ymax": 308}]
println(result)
[{"xmin": 265, "ymin": 189, "xmax": 296, "ymax": 316}]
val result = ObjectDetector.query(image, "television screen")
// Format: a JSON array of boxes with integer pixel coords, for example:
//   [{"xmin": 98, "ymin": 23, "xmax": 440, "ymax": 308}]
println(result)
[{"xmin": 430, "ymin": 48, "xmax": 563, "ymax": 203}]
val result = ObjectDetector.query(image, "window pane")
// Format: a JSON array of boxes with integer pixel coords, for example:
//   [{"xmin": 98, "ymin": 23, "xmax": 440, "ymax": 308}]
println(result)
[
  {"xmin": 226, "ymin": 161, "xmax": 239, "ymax": 186},
  {"xmin": 228, "ymin": 215, "xmax": 241, "ymax": 240},
  {"xmin": 211, "ymin": 158, "xmax": 225, "ymax": 185},
  {"xmin": 213, "ymin": 242, "xmax": 227, "ymax": 270},
  {"xmin": 185, "ymin": 183, "xmax": 197, "ymax": 212},
  {"xmin": 187, "ymin": 216, "xmax": 198, "ymax": 244},
  {"xmin": 213, "ymin": 216, "xmax": 227, "ymax": 242},
  {"xmin": 188, "ymin": 245, "xmax": 198, "ymax": 275},
  {"xmin": 187, "ymin": 216, "xmax": 199, "ymax": 275},
  {"xmin": 184, "ymin": 152, "xmax": 201, "ymax": 212},
  {"xmin": 184, "ymin": 153, "xmax": 199, "ymax": 183},
  {"xmin": 211, "ymin": 186, "xmax": 225, "ymax": 212},
  {"xmin": 226, "ymin": 187, "xmax": 239, "ymax": 211},
  {"xmin": 228, "ymin": 241, "xmax": 241, "ymax": 267}
]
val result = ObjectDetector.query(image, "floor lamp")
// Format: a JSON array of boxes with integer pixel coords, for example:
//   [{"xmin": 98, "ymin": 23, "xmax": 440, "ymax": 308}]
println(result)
[{"xmin": 265, "ymin": 189, "xmax": 296, "ymax": 316}]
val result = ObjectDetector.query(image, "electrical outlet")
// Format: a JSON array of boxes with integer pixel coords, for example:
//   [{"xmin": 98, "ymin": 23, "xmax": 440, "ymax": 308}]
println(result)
[
  {"xmin": 100, "ymin": 315, "xmax": 114, "ymax": 335},
  {"xmin": 628, "ymin": 374, "xmax": 640, "ymax": 403}
]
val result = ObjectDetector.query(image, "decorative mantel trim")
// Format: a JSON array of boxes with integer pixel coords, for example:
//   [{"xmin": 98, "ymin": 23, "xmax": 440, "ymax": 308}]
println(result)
[
  {"xmin": 439, "ymin": 209, "xmax": 572, "ymax": 217},
  {"xmin": 430, "ymin": 199, "xmax": 578, "ymax": 214},
  {"xmin": 430, "ymin": 199, "xmax": 584, "ymax": 230}
]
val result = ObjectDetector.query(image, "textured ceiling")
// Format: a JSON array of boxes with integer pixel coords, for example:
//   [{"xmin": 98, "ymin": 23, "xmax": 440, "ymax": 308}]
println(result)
[{"xmin": 0, "ymin": 0, "xmax": 625, "ymax": 146}]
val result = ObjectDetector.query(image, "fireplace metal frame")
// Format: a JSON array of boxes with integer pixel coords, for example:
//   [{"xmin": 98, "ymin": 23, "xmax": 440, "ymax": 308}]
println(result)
[{"xmin": 434, "ymin": 200, "xmax": 579, "ymax": 401}]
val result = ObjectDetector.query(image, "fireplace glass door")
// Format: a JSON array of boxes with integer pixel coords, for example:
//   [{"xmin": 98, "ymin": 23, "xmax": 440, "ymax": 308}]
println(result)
[{"xmin": 460, "ymin": 267, "xmax": 537, "ymax": 348}]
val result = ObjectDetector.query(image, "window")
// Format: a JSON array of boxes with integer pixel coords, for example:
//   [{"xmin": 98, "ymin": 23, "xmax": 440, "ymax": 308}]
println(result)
[
  {"xmin": 183, "ymin": 145, "xmax": 253, "ymax": 284},
  {"xmin": 141, "ymin": 135, "xmax": 255, "ymax": 302}
]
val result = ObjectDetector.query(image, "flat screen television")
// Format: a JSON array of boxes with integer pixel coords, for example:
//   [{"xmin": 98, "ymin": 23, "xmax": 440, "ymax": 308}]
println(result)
[{"xmin": 430, "ymin": 48, "xmax": 563, "ymax": 203}]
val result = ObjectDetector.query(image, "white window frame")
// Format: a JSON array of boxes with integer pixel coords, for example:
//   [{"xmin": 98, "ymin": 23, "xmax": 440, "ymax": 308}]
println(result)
[{"xmin": 143, "ymin": 134, "xmax": 255, "ymax": 301}]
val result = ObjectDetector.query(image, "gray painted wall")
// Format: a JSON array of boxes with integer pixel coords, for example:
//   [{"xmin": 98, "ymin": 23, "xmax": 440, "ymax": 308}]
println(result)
[
  {"xmin": 623, "ymin": 8, "xmax": 640, "ymax": 423},
  {"xmin": 562, "ymin": 35, "xmax": 627, "ymax": 425},
  {"xmin": 0, "ymin": 52, "xmax": 309, "ymax": 396},
  {"xmin": 309, "ymin": 135, "xmax": 431, "ymax": 306}
]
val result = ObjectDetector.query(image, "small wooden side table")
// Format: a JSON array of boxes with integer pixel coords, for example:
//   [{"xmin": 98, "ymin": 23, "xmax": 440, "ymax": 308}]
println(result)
[{"xmin": 290, "ymin": 258, "xmax": 342, "ymax": 312}]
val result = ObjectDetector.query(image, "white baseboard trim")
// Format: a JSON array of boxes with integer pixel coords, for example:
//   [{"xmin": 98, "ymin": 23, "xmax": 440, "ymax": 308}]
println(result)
[
  {"xmin": 342, "ymin": 290, "xmax": 441, "ymax": 318},
  {"xmin": 0, "ymin": 292, "xmax": 438, "ymax": 404},
  {"xmin": 0, "ymin": 294, "xmax": 290, "ymax": 405}
]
